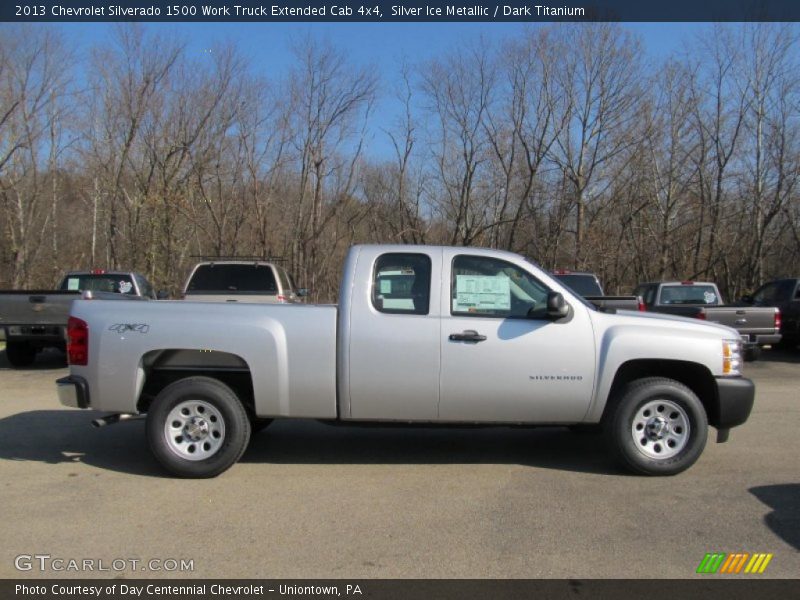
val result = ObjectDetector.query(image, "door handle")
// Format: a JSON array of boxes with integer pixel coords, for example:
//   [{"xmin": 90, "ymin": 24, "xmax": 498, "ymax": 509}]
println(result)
[{"xmin": 449, "ymin": 330, "xmax": 487, "ymax": 342}]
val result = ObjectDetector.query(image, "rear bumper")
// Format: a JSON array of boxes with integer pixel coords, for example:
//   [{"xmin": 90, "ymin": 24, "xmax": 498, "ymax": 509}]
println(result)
[
  {"xmin": 741, "ymin": 333, "xmax": 781, "ymax": 346},
  {"xmin": 713, "ymin": 377, "xmax": 754, "ymax": 429},
  {"xmin": 56, "ymin": 375, "xmax": 90, "ymax": 409}
]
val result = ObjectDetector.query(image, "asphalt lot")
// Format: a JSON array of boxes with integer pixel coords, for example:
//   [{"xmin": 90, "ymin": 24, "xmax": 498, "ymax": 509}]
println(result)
[{"xmin": 0, "ymin": 345, "xmax": 797, "ymax": 579}]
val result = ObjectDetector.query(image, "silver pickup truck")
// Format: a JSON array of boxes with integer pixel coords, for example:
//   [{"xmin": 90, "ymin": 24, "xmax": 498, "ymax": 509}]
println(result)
[
  {"xmin": 56, "ymin": 245, "xmax": 755, "ymax": 478},
  {"xmin": 634, "ymin": 281, "xmax": 781, "ymax": 360}
]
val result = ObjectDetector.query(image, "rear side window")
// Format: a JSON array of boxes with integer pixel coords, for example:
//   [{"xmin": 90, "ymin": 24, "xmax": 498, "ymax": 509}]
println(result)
[
  {"xmin": 372, "ymin": 253, "xmax": 431, "ymax": 315},
  {"xmin": 555, "ymin": 274, "xmax": 602, "ymax": 296},
  {"xmin": 187, "ymin": 264, "xmax": 277, "ymax": 294},
  {"xmin": 134, "ymin": 274, "xmax": 154, "ymax": 298},
  {"xmin": 60, "ymin": 274, "xmax": 136, "ymax": 295},
  {"xmin": 275, "ymin": 267, "xmax": 295, "ymax": 294}
]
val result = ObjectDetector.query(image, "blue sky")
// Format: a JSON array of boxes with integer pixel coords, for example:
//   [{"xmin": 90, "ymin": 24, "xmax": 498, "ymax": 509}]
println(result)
[{"xmin": 53, "ymin": 22, "xmax": 709, "ymax": 158}]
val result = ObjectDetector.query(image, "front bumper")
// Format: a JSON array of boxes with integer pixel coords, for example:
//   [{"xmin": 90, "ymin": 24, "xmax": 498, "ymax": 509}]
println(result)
[
  {"xmin": 56, "ymin": 376, "xmax": 90, "ymax": 409},
  {"xmin": 714, "ymin": 377, "xmax": 755, "ymax": 429}
]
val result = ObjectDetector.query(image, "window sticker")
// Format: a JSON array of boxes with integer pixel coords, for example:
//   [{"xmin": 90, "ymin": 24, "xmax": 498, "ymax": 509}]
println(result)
[
  {"xmin": 119, "ymin": 280, "xmax": 133, "ymax": 294},
  {"xmin": 703, "ymin": 291, "xmax": 716, "ymax": 304},
  {"xmin": 379, "ymin": 279, "xmax": 392, "ymax": 294},
  {"xmin": 66, "ymin": 278, "xmax": 80, "ymax": 291},
  {"xmin": 454, "ymin": 274, "xmax": 511, "ymax": 312}
]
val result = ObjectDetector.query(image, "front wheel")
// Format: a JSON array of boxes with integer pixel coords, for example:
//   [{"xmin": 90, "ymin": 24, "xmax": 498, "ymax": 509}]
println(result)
[
  {"xmin": 605, "ymin": 377, "xmax": 708, "ymax": 476},
  {"xmin": 146, "ymin": 376, "xmax": 251, "ymax": 478}
]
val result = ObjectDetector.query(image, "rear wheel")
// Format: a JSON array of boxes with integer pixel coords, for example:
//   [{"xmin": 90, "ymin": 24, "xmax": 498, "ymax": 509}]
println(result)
[
  {"xmin": 605, "ymin": 377, "xmax": 708, "ymax": 476},
  {"xmin": 146, "ymin": 376, "xmax": 250, "ymax": 478},
  {"xmin": 5, "ymin": 341, "xmax": 36, "ymax": 368}
]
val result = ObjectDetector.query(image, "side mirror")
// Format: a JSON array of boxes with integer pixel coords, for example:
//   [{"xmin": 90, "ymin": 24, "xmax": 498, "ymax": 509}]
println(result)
[
  {"xmin": 156, "ymin": 290, "xmax": 169, "ymax": 300},
  {"xmin": 546, "ymin": 291, "xmax": 569, "ymax": 319},
  {"xmin": 740, "ymin": 294, "xmax": 753, "ymax": 304},
  {"xmin": 296, "ymin": 288, "xmax": 310, "ymax": 298}
]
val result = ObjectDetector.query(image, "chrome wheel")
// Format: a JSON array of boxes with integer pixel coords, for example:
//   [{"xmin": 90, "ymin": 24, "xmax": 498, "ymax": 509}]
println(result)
[
  {"xmin": 631, "ymin": 399, "xmax": 690, "ymax": 460},
  {"xmin": 164, "ymin": 399, "xmax": 226, "ymax": 461}
]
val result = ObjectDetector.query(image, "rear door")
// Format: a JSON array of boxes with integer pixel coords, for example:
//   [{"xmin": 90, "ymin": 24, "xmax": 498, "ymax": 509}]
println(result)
[
  {"xmin": 438, "ymin": 250, "xmax": 596, "ymax": 423},
  {"xmin": 345, "ymin": 248, "xmax": 442, "ymax": 421}
]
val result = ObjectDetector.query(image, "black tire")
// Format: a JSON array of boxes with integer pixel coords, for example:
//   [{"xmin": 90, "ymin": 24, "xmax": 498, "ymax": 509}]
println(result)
[
  {"xmin": 743, "ymin": 346, "xmax": 760, "ymax": 362},
  {"xmin": 604, "ymin": 377, "xmax": 708, "ymax": 476},
  {"xmin": 5, "ymin": 341, "xmax": 37, "ymax": 368},
  {"xmin": 250, "ymin": 417, "xmax": 274, "ymax": 434},
  {"xmin": 568, "ymin": 424, "xmax": 603, "ymax": 435},
  {"xmin": 145, "ymin": 376, "xmax": 251, "ymax": 478}
]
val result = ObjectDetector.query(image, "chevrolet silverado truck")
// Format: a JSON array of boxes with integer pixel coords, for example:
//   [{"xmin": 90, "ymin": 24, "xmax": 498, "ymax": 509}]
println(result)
[
  {"xmin": 552, "ymin": 270, "xmax": 643, "ymax": 312},
  {"xmin": 56, "ymin": 245, "xmax": 755, "ymax": 478},
  {"xmin": 0, "ymin": 270, "xmax": 161, "ymax": 367},
  {"xmin": 739, "ymin": 278, "xmax": 800, "ymax": 350},
  {"xmin": 634, "ymin": 281, "xmax": 781, "ymax": 360}
]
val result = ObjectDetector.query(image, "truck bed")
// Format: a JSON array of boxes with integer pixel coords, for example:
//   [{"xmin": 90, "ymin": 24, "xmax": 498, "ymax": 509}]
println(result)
[{"xmin": 68, "ymin": 299, "xmax": 339, "ymax": 418}]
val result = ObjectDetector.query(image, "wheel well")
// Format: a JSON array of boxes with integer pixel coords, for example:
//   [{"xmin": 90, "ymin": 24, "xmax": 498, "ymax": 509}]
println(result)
[
  {"xmin": 602, "ymin": 360, "xmax": 719, "ymax": 425},
  {"xmin": 137, "ymin": 349, "xmax": 255, "ymax": 416}
]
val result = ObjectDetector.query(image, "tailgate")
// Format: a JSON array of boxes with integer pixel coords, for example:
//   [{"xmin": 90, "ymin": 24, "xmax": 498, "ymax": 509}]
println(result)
[
  {"xmin": 0, "ymin": 291, "xmax": 79, "ymax": 326},
  {"xmin": 704, "ymin": 307, "xmax": 778, "ymax": 335}
]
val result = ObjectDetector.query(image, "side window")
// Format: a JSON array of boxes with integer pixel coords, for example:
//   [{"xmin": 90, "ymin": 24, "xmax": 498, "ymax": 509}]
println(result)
[
  {"xmin": 776, "ymin": 280, "xmax": 794, "ymax": 302},
  {"xmin": 753, "ymin": 283, "xmax": 778, "ymax": 304},
  {"xmin": 276, "ymin": 267, "xmax": 293, "ymax": 294},
  {"xmin": 135, "ymin": 274, "xmax": 154, "ymax": 298},
  {"xmin": 634, "ymin": 285, "xmax": 655, "ymax": 306},
  {"xmin": 372, "ymin": 253, "xmax": 431, "ymax": 315},
  {"xmin": 451, "ymin": 255, "xmax": 549, "ymax": 319}
]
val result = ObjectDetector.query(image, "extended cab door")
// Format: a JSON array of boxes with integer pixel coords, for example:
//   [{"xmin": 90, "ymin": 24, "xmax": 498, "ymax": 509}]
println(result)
[
  {"xmin": 343, "ymin": 247, "xmax": 442, "ymax": 421},
  {"xmin": 438, "ymin": 250, "xmax": 596, "ymax": 423}
]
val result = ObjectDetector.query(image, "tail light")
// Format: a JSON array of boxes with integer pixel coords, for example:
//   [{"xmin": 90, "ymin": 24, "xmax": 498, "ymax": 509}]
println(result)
[
  {"xmin": 696, "ymin": 309, "xmax": 707, "ymax": 320},
  {"xmin": 637, "ymin": 297, "xmax": 645, "ymax": 311},
  {"xmin": 277, "ymin": 294, "xmax": 287, "ymax": 303},
  {"xmin": 775, "ymin": 309, "xmax": 782, "ymax": 332},
  {"xmin": 67, "ymin": 316, "xmax": 89, "ymax": 365}
]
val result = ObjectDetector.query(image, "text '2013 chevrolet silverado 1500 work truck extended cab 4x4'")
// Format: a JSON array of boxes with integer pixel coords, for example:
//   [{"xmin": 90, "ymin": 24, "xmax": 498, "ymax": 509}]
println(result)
[{"xmin": 56, "ymin": 245, "xmax": 755, "ymax": 478}]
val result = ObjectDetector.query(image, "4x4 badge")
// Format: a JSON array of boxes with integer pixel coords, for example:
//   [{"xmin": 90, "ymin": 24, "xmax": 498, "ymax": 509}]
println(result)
[{"xmin": 108, "ymin": 324, "xmax": 149, "ymax": 334}]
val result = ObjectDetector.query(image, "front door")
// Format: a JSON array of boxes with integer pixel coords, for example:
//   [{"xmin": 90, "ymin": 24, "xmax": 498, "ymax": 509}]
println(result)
[{"xmin": 438, "ymin": 251, "xmax": 596, "ymax": 423}]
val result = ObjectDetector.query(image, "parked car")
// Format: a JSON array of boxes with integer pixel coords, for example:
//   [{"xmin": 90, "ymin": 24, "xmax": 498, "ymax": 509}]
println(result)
[
  {"xmin": 634, "ymin": 281, "xmax": 781, "ymax": 360},
  {"xmin": 552, "ymin": 270, "xmax": 643, "ymax": 311},
  {"xmin": 0, "ymin": 270, "xmax": 161, "ymax": 368},
  {"xmin": 739, "ymin": 278, "xmax": 800, "ymax": 349},
  {"xmin": 57, "ymin": 245, "xmax": 753, "ymax": 478},
  {"xmin": 181, "ymin": 260, "xmax": 307, "ymax": 303}
]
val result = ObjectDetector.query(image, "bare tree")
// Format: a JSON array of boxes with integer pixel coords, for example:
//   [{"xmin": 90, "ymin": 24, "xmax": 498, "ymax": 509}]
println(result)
[{"xmin": 0, "ymin": 26, "xmax": 71, "ymax": 287}]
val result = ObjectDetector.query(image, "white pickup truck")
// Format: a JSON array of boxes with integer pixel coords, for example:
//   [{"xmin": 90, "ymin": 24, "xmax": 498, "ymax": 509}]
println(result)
[{"xmin": 56, "ymin": 245, "xmax": 755, "ymax": 478}]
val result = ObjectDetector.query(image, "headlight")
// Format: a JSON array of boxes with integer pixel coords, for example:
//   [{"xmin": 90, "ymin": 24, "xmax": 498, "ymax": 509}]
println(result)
[{"xmin": 722, "ymin": 339, "xmax": 742, "ymax": 376}]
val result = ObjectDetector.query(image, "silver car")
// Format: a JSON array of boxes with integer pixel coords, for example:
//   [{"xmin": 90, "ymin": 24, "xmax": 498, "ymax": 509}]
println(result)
[{"xmin": 181, "ymin": 260, "xmax": 306, "ymax": 303}]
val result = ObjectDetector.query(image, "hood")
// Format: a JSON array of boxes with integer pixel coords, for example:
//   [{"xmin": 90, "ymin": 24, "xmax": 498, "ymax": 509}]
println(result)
[{"xmin": 605, "ymin": 308, "xmax": 740, "ymax": 339}]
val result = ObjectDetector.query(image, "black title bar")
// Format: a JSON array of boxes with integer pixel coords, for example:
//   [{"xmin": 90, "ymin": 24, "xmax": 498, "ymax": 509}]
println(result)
[{"xmin": 4, "ymin": 0, "xmax": 800, "ymax": 22}]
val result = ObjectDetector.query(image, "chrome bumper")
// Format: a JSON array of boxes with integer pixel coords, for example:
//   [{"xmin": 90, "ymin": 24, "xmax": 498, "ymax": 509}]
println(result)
[{"xmin": 56, "ymin": 376, "xmax": 90, "ymax": 409}]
